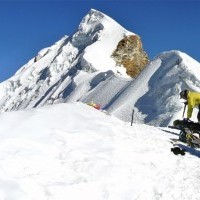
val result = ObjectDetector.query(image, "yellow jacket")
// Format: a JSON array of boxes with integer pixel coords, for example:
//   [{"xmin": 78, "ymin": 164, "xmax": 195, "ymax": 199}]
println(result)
[{"xmin": 187, "ymin": 91, "xmax": 200, "ymax": 118}]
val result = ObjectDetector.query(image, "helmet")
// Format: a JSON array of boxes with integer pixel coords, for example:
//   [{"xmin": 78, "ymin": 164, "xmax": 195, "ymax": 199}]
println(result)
[
  {"xmin": 180, "ymin": 90, "xmax": 188, "ymax": 100},
  {"xmin": 173, "ymin": 120, "xmax": 180, "ymax": 127},
  {"xmin": 173, "ymin": 119, "xmax": 182, "ymax": 129}
]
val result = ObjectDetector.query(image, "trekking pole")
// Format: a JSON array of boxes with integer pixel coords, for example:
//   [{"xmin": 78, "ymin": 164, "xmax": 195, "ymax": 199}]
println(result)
[
  {"xmin": 182, "ymin": 102, "xmax": 187, "ymax": 118},
  {"xmin": 131, "ymin": 109, "xmax": 134, "ymax": 126}
]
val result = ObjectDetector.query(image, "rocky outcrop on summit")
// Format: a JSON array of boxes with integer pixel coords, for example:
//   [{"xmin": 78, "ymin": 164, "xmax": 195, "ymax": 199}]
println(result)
[{"xmin": 112, "ymin": 35, "xmax": 149, "ymax": 78}]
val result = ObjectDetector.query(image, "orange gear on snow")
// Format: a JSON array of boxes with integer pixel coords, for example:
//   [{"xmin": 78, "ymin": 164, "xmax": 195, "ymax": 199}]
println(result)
[{"xmin": 87, "ymin": 102, "xmax": 101, "ymax": 110}]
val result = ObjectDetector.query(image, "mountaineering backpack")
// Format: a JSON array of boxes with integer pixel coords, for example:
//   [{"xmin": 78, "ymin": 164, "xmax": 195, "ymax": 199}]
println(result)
[{"xmin": 173, "ymin": 119, "xmax": 200, "ymax": 147}]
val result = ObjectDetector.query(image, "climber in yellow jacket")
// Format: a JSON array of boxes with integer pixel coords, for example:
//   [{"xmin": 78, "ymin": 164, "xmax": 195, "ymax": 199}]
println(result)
[{"xmin": 180, "ymin": 90, "xmax": 200, "ymax": 122}]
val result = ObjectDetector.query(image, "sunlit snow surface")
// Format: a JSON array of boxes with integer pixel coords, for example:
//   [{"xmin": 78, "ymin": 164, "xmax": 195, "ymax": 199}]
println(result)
[{"xmin": 0, "ymin": 102, "xmax": 200, "ymax": 200}]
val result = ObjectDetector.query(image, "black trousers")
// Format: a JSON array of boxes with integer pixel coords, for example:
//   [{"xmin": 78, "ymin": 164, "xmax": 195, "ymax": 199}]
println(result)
[{"xmin": 198, "ymin": 105, "xmax": 200, "ymax": 122}]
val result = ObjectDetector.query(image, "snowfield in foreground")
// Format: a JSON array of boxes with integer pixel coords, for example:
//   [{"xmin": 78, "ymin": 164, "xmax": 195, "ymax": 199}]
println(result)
[{"xmin": 0, "ymin": 102, "xmax": 200, "ymax": 200}]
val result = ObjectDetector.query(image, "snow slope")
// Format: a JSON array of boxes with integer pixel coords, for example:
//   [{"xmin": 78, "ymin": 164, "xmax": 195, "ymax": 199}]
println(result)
[
  {"xmin": 0, "ymin": 102, "xmax": 200, "ymax": 200},
  {"xmin": 110, "ymin": 51, "xmax": 200, "ymax": 126},
  {"xmin": 1, "ymin": 9, "xmax": 200, "ymax": 127},
  {"xmin": 79, "ymin": 51, "xmax": 200, "ymax": 126}
]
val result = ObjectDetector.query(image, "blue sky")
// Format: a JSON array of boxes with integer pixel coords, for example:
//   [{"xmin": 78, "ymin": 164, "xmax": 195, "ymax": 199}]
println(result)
[{"xmin": 0, "ymin": 0, "xmax": 200, "ymax": 82}]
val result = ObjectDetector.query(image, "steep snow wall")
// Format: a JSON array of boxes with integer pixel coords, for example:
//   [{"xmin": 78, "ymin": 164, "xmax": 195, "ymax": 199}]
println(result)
[{"xmin": 110, "ymin": 51, "xmax": 200, "ymax": 126}]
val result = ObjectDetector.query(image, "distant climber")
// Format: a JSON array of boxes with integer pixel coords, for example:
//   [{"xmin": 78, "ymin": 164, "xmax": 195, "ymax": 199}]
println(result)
[
  {"xmin": 176, "ymin": 59, "xmax": 180, "ymax": 65},
  {"xmin": 180, "ymin": 90, "xmax": 200, "ymax": 122}
]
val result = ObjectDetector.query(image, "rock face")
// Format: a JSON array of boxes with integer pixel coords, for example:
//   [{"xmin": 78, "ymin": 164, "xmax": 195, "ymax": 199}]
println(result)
[{"xmin": 112, "ymin": 35, "xmax": 149, "ymax": 78}]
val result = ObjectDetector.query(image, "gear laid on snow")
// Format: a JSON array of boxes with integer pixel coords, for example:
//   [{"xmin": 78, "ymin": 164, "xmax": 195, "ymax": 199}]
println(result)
[
  {"xmin": 168, "ymin": 90, "xmax": 200, "ymax": 151},
  {"xmin": 172, "ymin": 119, "xmax": 200, "ymax": 148},
  {"xmin": 171, "ymin": 147, "xmax": 185, "ymax": 156},
  {"xmin": 87, "ymin": 101, "xmax": 101, "ymax": 110}
]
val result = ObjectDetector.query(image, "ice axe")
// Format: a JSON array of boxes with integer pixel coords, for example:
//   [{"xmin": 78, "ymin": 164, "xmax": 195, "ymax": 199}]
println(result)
[{"xmin": 131, "ymin": 109, "xmax": 134, "ymax": 126}]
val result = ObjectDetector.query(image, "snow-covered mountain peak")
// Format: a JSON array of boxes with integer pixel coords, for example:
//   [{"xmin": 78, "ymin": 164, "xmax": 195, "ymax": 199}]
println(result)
[
  {"xmin": 79, "ymin": 9, "xmax": 126, "ymax": 34},
  {"xmin": 0, "ymin": 9, "xmax": 136, "ymax": 113},
  {"xmin": 72, "ymin": 9, "xmax": 134, "ymax": 75},
  {"xmin": 1, "ymin": 10, "xmax": 200, "ymax": 127}
]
